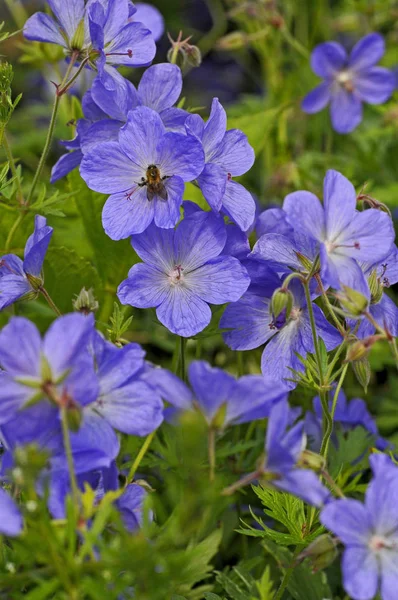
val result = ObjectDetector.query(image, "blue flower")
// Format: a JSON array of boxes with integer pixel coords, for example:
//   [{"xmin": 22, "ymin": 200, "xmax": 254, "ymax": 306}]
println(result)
[
  {"xmin": 0, "ymin": 215, "xmax": 53, "ymax": 310},
  {"xmin": 80, "ymin": 106, "xmax": 205, "ymax": 239},
  {"xmin": 283, "ymin": 170, "xmax": 395, "ymax": 296},
  {"xmin": 220, "ymin": 279, "xmax": 341, "ymax": 389},
  {"xmin": 24, "ymin": 0, "xmax": 156, "ymax": 87},
  {"xmin": 162, "ymin": 360, "xmax": 287, "ymax": 427},
  {"xmin": 118, "ymin": 209, "xmax": 250, "ymax": 337},
  {"xmin": 185, "ymin": 98, "xmax": 256, "ymax": 231},
  {"xmin": 0, "ymin": 489, "xmax": 23, "ymax": 536},
  {"xmin": 51, "ymin": 63, "xmax": 188, "ymax": 182},
  {"xmin": 321, "ymin": 454, "xmax": 398, "ymax": 600},
  {"xmin": 302, "ymin": 33, "xmax": 395, "ymax": 133}
]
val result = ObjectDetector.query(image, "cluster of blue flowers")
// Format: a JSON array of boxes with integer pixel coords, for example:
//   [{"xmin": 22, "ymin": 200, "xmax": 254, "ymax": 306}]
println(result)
[{"xmin": 0, "ymin": 2, "xmax": 398, "ymax": 599}]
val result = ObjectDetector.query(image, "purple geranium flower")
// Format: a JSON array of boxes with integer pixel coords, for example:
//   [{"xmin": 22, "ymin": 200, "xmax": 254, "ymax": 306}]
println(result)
[
  {"xmin": 80, "ymin": 106, "xmax": 205, "ymax": 239},
  {"xmin": 321, "ymin": 454, "xmax": 398, "ymax": 600},
  {"xmin": 0, "ymin": 215, "xmax": 53, "ymax": 310},
  {"xmin": 220, "ymin": 279, "xmax": 341, "ymax": 389},
  {"xmin": 283, "ymin": 170, "xmax": 395, "ymax": 296},
  {"xmin": 185, "ymin": 98, "xmax": 256, "ymax": 231},
  {"xmin": 117, "ymin": 209, "xmax": 250, "ymax": 337},
  {"xmin": 24, "ymin": 0, "xmax": 156, "ymax": 88},
  {"xmin": 0, "ymin": 489, "xmax": 23, "ymax": 536},
  {"xmin": 130, "ymin": 2, "xmax": 164, "ymax": 42},
  {"xmin": 163, "ymin": 360, "xmax": 287, "ymax": 427},
  {"xmin": 51, "ymin": 63, "xmax": 188, "ymax": 182},
  {"xmin": 302, "ymin": 33, "xmax": 395, "ymax": 133}
]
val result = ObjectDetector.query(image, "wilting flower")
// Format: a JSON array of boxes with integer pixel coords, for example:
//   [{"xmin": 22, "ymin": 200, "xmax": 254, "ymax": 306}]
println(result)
[
  {"xmin": 118, "ymin": 209, "xmax": 250, "ymax": 337},
  {"xmin": 0, "ymin": 489, "xmax": 22, "ymax": 536},
  {"xmin": 220, "ymin": 279, "xmax": 341, "ymax": 389},
  {"xmin": 321, "ymin": 454, "xmax": 398, "ymax": 600},
  {"xmin": 80, "ymin": 106, "xmax": 205, "ymax": 239},
  {"xmin": 0, "ymin": 215, "xmax": 53, "ymax": 310},
  {"xmin": 302, "ymin": 33, "xmax": 395, "ymax": 133},
  {"xmin": 163, "ymin": 360, "xmax": 287, "ymax": 427},
  {"xmin": 186, "ymin": 98, "xmax": 256, "ymax": 231},
  {"xmin": 283, "ymin": 170, "xmax": 395, "ymax": 295}
]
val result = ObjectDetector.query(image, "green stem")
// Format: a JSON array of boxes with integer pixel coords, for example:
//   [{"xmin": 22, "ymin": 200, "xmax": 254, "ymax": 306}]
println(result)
[
  {"xmin": 208, "ymin": 427, "xmax": 216, "ymax": 482},
  {"xmin": 179, "ymin": 336, "xmax": 186, "ymax": 381},
  {"xmin": 321, "ymin": 469, "xmax": 345, "ymax": 498},
  {"xmin": 389, "ymin": 337, "xmax": 398, "ymax": 372},
  {"xmin": 303, "ymin": 280, "xmax": 324, "ymax": 385},
  {"xmin": 320, "ymin": 363, "xmax": 348, "ymax": 457},
  {"xmin": 128, "ymin": 431, "xmax": 156, "ymax": 482},
  {"xmin": 4, "ymin": 213, "xmax": 23, "ymax": 251},
  {"xmin": 273, "ymin": 546, "xmax": 302, "ymax": 600},
  {"xmin": 40, "ymin": 287, "xmax": 62, "ymax": 316},
  {"xmin": 1, "ymin": 132, "xmax": 24, "ymax": 204},
  {"xmin": 26, "ymin": 52, "xmax": 79, "ymax": 205},
  {"xmin": 60, "ymin": 405, "xmax": 79, "ymax": 509},
  {"xmin": 315, "ymin": 274, "xmax": 346, "ymax": 336}
]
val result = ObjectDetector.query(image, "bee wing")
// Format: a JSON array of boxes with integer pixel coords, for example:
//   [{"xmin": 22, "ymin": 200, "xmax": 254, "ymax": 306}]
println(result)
[
  {"xmin": 147, "ymin": 189, "xmax": 155, "ymax": 202},
  {"xmin": 158, "ymin": 186, "xmax": 168, "ymax": 201}
]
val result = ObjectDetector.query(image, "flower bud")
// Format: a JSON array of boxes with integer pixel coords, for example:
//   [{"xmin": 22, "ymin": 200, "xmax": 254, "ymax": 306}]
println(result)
[
  {"xmin": 345, "ymin": 340, "xmax": 369, "ymax": 363},
  {"xmin": 185, "ymin": 44, "xmax": 202, "ymax": 68},
  {"xmin": 166, "ymin": 46, "xmax": 186, "ymax": 69},
  {"xmin": 73, "ymin": 287, "xmax": 99, "ymax": 315},
  {"xmin": 297, "ymin": 534, "xmax": 338, "ymax": 573},
  {"xmin": 298, "ymin": 450, "xmax": 326, "ymax": 472},
  {"xmin": 337, "ymin": 285, "xmax": 369, "ymax": 318},
  {"xmin": 352, "ymin": 357, "xmax": 371, "ymax": 393},
  {"xmin": 216, "ymin": 32, "xmax": 247, "ymax": 51},
  {"xmin": 271, "ymin": 287, "xmax": 293, "ymax": 321}
]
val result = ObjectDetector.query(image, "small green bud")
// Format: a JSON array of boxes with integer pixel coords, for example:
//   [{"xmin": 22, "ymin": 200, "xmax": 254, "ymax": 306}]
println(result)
[
  {"xmin": 167, "ymin": 46, "xmax": 187, "ymax": 69},
  {"xmin": 185, "ymin": 44, "xmax": 202, "ymax": 68},
  {"xmin": 352, "ymin": 356, "xmax": 371, "ymax": 393},
  {"xmin": 298, "ymin": 449, "xmax": 326, "ymax": 472},
  {"xmin": 298, "ymin": 534, "xmax": 338, "ymax": 573},
  {"xmin": 73, "ymin": 287, "xmax": 99, "ymax": 314},
  {"xmin": 216, "ymin": 32, "xmax": 247, "ymax": 51},
  {"xmin": 271, "ymin": 287, "xmax": 293, "ymax": 321},
  {"xmin": 368, "ymin": 269, "xmax": 383, "ymax": 305},
  {"xmin": 337, "ymin": 285, "xmax": 369, "ymax": 318},
  {"xmin": 345, "ymin": 339, "xmax": 369, "ymax": 363}
]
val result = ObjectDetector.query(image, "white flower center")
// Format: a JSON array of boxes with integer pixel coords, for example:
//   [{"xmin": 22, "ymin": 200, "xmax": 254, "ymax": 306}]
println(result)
[
  {"xmin": 369, "ymin": 535, "xmax": 396, "ymax": 552},
  {"xmin": 169, "ymin": 265, "xmax": 184, "ymax": 285}
]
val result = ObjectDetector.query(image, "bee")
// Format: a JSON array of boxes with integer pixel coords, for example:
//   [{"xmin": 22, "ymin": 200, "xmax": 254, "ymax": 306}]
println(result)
[{"xmin": 138, "ymin": 164, "xmax": 169, "ymax": 201}]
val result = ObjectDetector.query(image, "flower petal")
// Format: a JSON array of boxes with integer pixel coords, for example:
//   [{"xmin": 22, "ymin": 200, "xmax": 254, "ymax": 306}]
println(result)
[
  {"xmin": 157, "ymin": 286, "xmax": 212, "ymax": 337},
  {"xmin": 80, "ymin": 141, "xmax": 139, "ymax": 193},
  {"xmin": 339, "ymin": 208, "xmax": 395, "ymax": 264},
  {"xmin": 130, "ymin": 222, "xmax": 175, "ymax": 270},
  {"xmin": 0, "ymin": 317, "xmax": 42, "ymax": 377},
  {"xmin": 380, "ymin": 550, "xmax": 398, "ymax": 600},
  {"xmin": 251, "ymin": 233, "xmax": 304, "ymax": 271},
  {"xmin": 133, "ymin": 2, "xmax": 164, "ymax": 40},
  {"xmin": 330, "ymin": 87, "xmax": 363, "ymax": 134},
  {"xmin": 275, "ymin": 468, "xmax": 329, "ymax": 507},
  {"xmin": 197, "ymin": 163, "xmax": 227, "ymax": 212},
  {"xmin": 321, "ymin": 498, "xmax": 372, "ymax": 544},
  {"xmin": 341, "ymin": 547, "xmax": 378, "ymax": 600},
  {"xmin": 354, "ymin": 67, "xmax": 395, "ymax": 104},
  {"xmin": 222, "ymin": 180, "xmax": 256, "ymax": 232},
  {"xmin": 221, "ymin": 293, "xmax": 276, "ymax": 351},
  {"xmin": 301, "ymin": 81, "xmax": 331, "ymax": 113},
  {"xmin": 202, "ymin": 98, "xmax": 227, "ymax": 159},
  {"xmin": 153, "ymin": 175, "xmax": 184, "ymax": 229},
  {"xmin": 117, "ymin": 263, "xmax": 169, "ymax": 308},
  {"xmin": 0, "ymin": 489, "xmax": 22, "ymax": 536},
  {"xmin": 157, "ymin": 132, "xmax": 205, "ymax": 181},
  {"xmin": 323, "ymin": 169, "xmax": 357, "ymax": 241},
  {"xmin": 0, "ymin": 374, "xmax": 37, "ymax": 425},
  {"xmin": 283, "ymin": 191, "xmax": 325, "ymax": 242},
  {"xmin": 310, "ymin": 41, "xmax": 347, "ymax": 77},
  {"xmin": 188, "ymin": 361, "xmax": 236, "ymax": 423},
  {"xmin": 185, "ymin": 255, "xmax": 250, "ymax": 304},
  {"xmin": 349, "ymin": 32, "xmax": 386, "ymax": 72},
  {"xmin": 227, "ymin": 376, "xmax": 287, "ymax": 424},
  {"xmin": 174, "ymin": 211, "xmax": 227, "ymax": 271},
  {"xmin": 211, "ymin": 129, "xmax": 255, "ymax": 176},
  {"xmin": 119, "ymin": 106, "xmax": 165, "ymax": 168},
  {"xmin": 261, "ymin": 321, "xmax": 303, "ymax": 389},
  {"xmin": 48, "ymin": 0, "xmax": 84, "ymax": 41},
  {"xmin": 102, "ymin": 189, "xmax": 155, "ymax": 240},
  {"xmin": 23, "ymin": 215, "xmax": 53, "ymax": 278},
  {"xmin": 91, "ymin": 75, "xmax": 138, "ymax": 120},
  {"xmin": 138, "ymin": 63, "xmax": 182, "ymax": 113},
  {"xmin": 51, "ymin": 150, "xmax": 83, "ymax": 183},
  {"xmin": 321, "ymin": 245, "xmax": 370, "ymax": 295},
  {"xmin": 105, "ymin": 22, "xmax": 156, "ymax": 67},
  {"xmin": 23, "ymin": 12, "xmax": 67, "ymax": 46},
  {"xmin": 0, "ymin": 275, "xmax": 31, "ymax": 310}
]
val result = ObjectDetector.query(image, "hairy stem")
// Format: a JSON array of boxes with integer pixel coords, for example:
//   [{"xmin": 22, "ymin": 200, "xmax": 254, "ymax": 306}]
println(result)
[
  {"xmin": 60, "ymin": 405, "xmax": 80, "ymax": 509},
  {"xmin": 128, "ymin": 431, "xmax": 156, "ymax": 482},
  {"xmin": 320, "ymin": 363, "xmax": 348, "ymax": 457},
  {"xmin": 40, "ymin": 287, "xmax": 62, "ymax": 316},
  {"xmin": 303, "ymin": 280, "xmax": 324, "ymax": 385},
  {"xmin": 208, "ymin": 427, "xmax": 216, "ymax": 482}
]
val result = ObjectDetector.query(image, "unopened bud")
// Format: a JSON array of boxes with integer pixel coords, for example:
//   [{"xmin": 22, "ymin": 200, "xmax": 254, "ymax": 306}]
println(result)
[
  {"xmin": 297, "ymin": 534, "xmax": 338, "ymax": 573},
  {"xmin": 216, "ymin": 32, "xmax": 247, "ymax": 51},
  {"xmin": 298, "ymin": 450, "xmax": 326, "ymax": 472},
  {"xmin": 352, "ymin": 357, "xmax": 371, "ymax": 393},
  {"xmin": 345, "ymin": 340, "xmax": 369, "ymax": 363},
  {"xmin": 368, "ymin": 270, "xmax": 383, "ymax": 305},
  {"xmin": 167, "ymin": 46, "xmax": 186, "ymax": 69},
  {"xmin": 73, "ymin": 287, "xmax": 99, "ymax": 315},
  {"xmin": 271, "ymin": 287, "xmax": 293, "ymax": 321},
  {"xmin": 337, "ymin": 285, "xmax": 369, "ymax": 318},
  {"xmin": 185, "ymin": 44, "xmax": 202, "ymax": 68}
]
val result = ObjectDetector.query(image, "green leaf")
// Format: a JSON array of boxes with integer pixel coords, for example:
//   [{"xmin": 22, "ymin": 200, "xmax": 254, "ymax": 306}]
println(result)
[
  {"xmin": 256, "ymin": 566, "xmax": 275, "ymax": 600},
  {"xmin": 44, "ymin": 246, "xmax": 102, "ymax": 313},
  {"xmin": 23, "ymin": 579, "xmax": 60, "ymax": 599}
]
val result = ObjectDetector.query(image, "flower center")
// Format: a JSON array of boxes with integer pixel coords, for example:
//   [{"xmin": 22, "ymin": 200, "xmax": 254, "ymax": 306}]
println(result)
[
  {"xmin": 169, "ymin": 265, "xmax": 184, "ymax": 285},
  {"xmin": 336, "ymin": 70, "xmax": 354, "ymax": 92},
  {"xmin": 325, "ymin": 240, "xmax": 360, "ymax": 254},
  {"xmin": 369, "ymin": 535, "xmax": 396, "ymax": 552}
]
